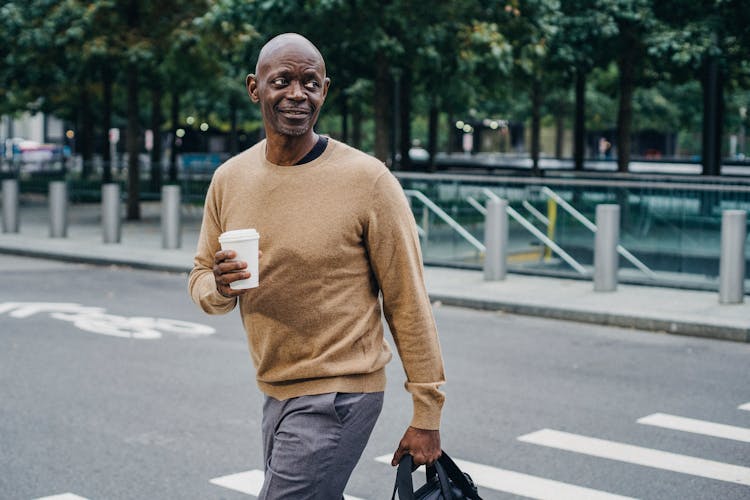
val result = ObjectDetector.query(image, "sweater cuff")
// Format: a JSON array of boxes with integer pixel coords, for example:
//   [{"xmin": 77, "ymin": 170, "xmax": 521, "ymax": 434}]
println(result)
[
  {"xmin": 407, "ymin": 382, "xmax": 445, "ymax": 430},
  {"xmin": 191, "ymin": 271, "xmax": 238, "ymax": 314},
  {"xmin": 205, "ymin": 287, "xmax": 238, "ymax": 312}
]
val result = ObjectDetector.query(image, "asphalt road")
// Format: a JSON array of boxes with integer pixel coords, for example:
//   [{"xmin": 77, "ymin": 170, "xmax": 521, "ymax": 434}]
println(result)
[{"xmin": 0, "ymin": 255, "xmax": 748, "ymax": 500}]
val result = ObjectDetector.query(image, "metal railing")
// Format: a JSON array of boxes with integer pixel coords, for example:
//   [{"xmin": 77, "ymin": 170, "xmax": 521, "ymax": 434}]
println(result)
[
  {"xmin": 539, "ymin": 186, "xmax": 656, "ymax": 279},
  {"xmin": 395, "ymin": 171, "xmax": 750, "ymax": 291},
  {"xmin": 469, "ymin": 189, "xmax": 588, "ymax": 276},
  {"xmin": 404, "ymin": 189, "xmax": 485, "ymax": 253}
]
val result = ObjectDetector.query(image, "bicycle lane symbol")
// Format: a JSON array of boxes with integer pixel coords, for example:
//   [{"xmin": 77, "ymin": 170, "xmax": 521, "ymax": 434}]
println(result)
[{"xmin": 0, "ymin": 302, "xmax": 216, "ymax": 340}]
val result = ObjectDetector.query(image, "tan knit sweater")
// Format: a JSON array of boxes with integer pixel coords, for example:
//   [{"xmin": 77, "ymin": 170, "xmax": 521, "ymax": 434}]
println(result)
[{"xmin": 188, "ymin": 138, "xmax": 445, "ymax": 429}]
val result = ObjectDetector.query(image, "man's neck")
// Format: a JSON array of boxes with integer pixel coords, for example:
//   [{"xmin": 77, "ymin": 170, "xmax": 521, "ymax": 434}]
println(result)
[{"xmin": 264, "ymin": 131, "xmax": 318, "ymax": 166}]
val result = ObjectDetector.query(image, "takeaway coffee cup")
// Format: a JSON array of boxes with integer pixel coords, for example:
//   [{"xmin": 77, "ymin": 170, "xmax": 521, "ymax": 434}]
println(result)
[{"xmin": 218, "ymin": 229, "xmax": 260, "ymax": 289}]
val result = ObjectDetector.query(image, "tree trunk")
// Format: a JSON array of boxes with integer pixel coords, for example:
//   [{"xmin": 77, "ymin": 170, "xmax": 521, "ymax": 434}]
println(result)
[
  {"xmin": 373, "ymin": 53, "xmax": 391, "ymax": 163},
  {"xmin": 390, "ymin": 73, "xmax": 400, "ymax": 169},
  {"xmin": 126, "ymin": 63, "xmax": 141, "ymax": 220},
  {"xmin": 574, "ymin": 67, "xmax": 586, "ymax": 170},
  {"xmin": 446, "ymin": 113, "xmax": 454, "ymax": 154},
  {"xmin": 398, "ymin": 68, "xmax": 412, "ymax": 170},
  {"xmin": 79, "ymin": 85, "xmax": 94, "ymax": 179},
  {"xmin": 530, "ymin": 78, "xmax": 542, "ymax": 176},
  {"xmin": 102, "ymin": 64, "xmax": 113, "ymax": 183},
  {"xmin": 351, "ymin": 101, "xmax": 362, "ymax": 149},
  {"xmin": 149, "ymin": 86, "xmax": 162, "ymax": 192},
  {"xmin": 555, "ymin": 113, "xmax": 564, "ymax": 159},
  {"xmin": 701, "ymin": 56, "xmax": 723, "ymax": 176},
  {"xmin": 229, "ymin": 94, "xmax": 238, "ymax": 156},
  {"xmin": 616, "ymin": 24, "xmax": 638, "ymax": 174},
  {"xmin": 427, "ymin": 98, "xmax": 438, "ymax": 172},
  {"xmin": 169, "ymin": 91, "xmax": 179, "ymax": 183},
  {"xmin": 340, "ymin": 94, "xmax": 349, "ymax": 143},
  {"xmin": 126, "ymin": 0, "xmax": 140, "ymax": 220}
]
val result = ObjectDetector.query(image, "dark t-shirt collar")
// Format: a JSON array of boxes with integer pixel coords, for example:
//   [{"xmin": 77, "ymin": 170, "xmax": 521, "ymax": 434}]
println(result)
[{"xmin": 294, "ymin": 135, "xmax": 329, "ymax": 165}]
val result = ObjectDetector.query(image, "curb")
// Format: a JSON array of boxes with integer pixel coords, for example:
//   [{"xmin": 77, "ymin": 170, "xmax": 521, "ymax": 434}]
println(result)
[
  {"xmin": 429, "ymin": 294, "xmax": 749, "ymax": 343},
  {"xmin": 2, "ymin": 245, "xmax": 746, "ymax": 344},
  {"xmin": 0, "ymin": 246, "xmax": 192, "ymax": 274}
]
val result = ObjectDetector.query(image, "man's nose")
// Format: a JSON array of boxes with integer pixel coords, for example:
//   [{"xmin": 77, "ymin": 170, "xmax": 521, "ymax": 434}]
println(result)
[{"xmin": 286, "ymin": 81, "xmax": 306, "ymax": 100}]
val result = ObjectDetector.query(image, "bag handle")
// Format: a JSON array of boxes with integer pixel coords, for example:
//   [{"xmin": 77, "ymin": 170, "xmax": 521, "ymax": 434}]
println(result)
[
  {"xmin": 435, "ymin": 452, "xmax": 483, "ymax": 500},
  {"xmin": 391, "ymin": 454, "xmax": 455, "ymax": 500}
]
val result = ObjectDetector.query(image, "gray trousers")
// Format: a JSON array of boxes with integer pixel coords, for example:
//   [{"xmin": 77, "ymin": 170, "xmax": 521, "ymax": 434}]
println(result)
[{"xmin": 259, "ymin": 392, "xmax": 384, "ymax": 500}]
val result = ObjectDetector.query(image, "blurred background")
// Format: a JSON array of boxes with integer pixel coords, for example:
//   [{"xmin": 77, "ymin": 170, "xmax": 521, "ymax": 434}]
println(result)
[
  {"xmin": 2, "ymin": 1, "xmax": 749, "ymax": 187},
  {"xmin": 1, "ymin": 0, "xmax": 749, "ymax": 288}
]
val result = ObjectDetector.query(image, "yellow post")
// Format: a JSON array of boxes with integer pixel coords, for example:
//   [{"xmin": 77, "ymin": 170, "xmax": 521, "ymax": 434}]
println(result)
[{"xmin": 545, "ymin": 198, "xmax": 557, "ymax": 260}]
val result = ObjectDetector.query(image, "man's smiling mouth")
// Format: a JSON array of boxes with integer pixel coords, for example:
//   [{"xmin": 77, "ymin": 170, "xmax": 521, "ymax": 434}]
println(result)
[{"xmin": 278, "ymin": 108, "xmax": 310, "ymax": 117}]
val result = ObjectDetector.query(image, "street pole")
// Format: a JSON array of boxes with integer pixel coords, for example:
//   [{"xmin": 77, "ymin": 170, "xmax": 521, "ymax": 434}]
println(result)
[
  {"xmin": 102, "ymin": 183, "xmax": 121, "ymax": 244},
  {"xmin": 2, "ymin": 178, "xmax": 19, "ymax": 233},
  {"xmin": 719, "ymin": 210, "xmax": 746, "ymax": 304},
  {"xmin": 594, "ymin": 204, "xmax": 619, "ymax": 292},
  {"xmin": 161, "ymin": 185, "xmax": 181, "ymax": 249},
  {"xmin": 484, "ymin": 198, "xmax": 508, "ymax": 281},
  {"xmin": 49, "ymin": 181, "xmax": 68, "ymax": 238}
]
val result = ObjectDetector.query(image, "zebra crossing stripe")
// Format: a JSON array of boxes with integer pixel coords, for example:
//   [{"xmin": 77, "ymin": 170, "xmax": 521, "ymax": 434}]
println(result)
[
  {"xmin": 208, "ymin": 469, "xmax": 365, "ymax": 500},
  {"xmin": 33, "ymin": 495, "xmax": 90, "ymax": 500},
  {"xmin": 739, "ymin": 402, "xmax": 750, "ymax": 412},
  {"xmin": 210, "ymin": 470, "xmax": 265, "ymax": 496},
  {"xmin": 374, "ymin": 455, "xmax": 636, "ymax": 499},
  {"xmin": 518, "ymin": 429, "xmax": 750, "ymax": 486},
  {"xmin": 638, "ymin": 413, "xmax": 750, "ymax": 443}
]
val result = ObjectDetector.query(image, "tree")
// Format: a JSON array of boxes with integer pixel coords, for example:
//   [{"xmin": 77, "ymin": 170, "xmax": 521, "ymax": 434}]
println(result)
[
  {"xmin": 503, "ymin": 0, "xmax": 561, "ymax": 174},
  {"xmin": 557, "ymin": 0, "xmax": 618, "ymax": 169},
  {"xmin": 652, "ymin": 0, "xmax": 750, "ymax": 175},
  {"xmin": 1, "ymin": 1, "xmax": 100, "ymax": 173},
  {"xmin": 115, "ymin": 0, "xmax": 210, "ymax": 218},
  {"xmin": 602, "ymin": 0, "xmax": 657, "ymax": 172}
]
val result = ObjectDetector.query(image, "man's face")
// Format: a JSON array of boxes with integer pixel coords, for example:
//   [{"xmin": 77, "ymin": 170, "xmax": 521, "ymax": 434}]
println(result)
[{"xmin": 248, "ymin": 42, "xmax": 330, "ymax": 138}]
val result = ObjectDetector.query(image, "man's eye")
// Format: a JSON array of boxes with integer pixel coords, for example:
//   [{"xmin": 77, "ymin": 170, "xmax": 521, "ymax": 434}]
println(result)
[
  {"xmin": 272, "ymin": 78, "xmax": 287, "ymax": 86},
  {"xmin": 305, "ymin": 81, "xmax": 320, "ymax": 90}
]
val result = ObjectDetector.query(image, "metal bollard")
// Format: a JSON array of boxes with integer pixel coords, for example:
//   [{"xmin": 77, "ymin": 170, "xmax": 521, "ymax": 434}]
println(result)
[
  {"xmin": 594, "ymin": 204, "xmax": 620, "ymax": 292},
  {"xmin": 2, "ymin": 178, "xmax": 19, "ymax": 233},
  {"xmin": 161, "ymin": 184, "xmax": 182, "ymax": 249},
  {"xmin": 101, "ymin": 183, "xmax": 121, "ymax": 244},
  {"xmin": 49, "ymin": 181, "xmax": 68, "ymax": 238},
  {"xmin": 719, "ymin": 210, "xmax": 746, "ymax": 304},
  {"xmin": 484, "ymin": 198, "xmax": 508, "ymax": 281}
]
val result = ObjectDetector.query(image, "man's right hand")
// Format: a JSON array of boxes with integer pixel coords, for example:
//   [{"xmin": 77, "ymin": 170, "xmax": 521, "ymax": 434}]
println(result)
[{"xmin": 213, "ymin": 249, "xmax": 253, "ymax": 298}]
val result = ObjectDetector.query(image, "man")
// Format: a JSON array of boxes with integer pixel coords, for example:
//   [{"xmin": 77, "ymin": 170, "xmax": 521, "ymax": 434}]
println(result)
[{"xmin": 188, "ymin": 33, "xmax": 445, "ymax": 499}]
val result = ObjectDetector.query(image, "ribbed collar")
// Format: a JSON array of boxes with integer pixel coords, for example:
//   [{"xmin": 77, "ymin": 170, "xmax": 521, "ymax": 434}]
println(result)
[{"xmin": 259, "ymin": 138, "xmax": 338, "ymax": 174}]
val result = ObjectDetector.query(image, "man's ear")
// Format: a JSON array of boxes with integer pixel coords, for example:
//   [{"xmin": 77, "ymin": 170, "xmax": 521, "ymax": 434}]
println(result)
[
  {"xmin": 246, "ymin": 74, "xmax": 259, "ymax": 103},
  {"xmin": 322, "ymin": 77, "xmax": 331, "ymax": 99}
]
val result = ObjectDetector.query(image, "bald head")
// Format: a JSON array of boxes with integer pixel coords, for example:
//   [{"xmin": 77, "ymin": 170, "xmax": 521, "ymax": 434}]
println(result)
[
  {"xmin": 255, "ymin": 33, "xmax": 326, "ymax": 76},
  {"xmin": 246, "ymin": 32, "xmax": 331, "ymax": 143}
]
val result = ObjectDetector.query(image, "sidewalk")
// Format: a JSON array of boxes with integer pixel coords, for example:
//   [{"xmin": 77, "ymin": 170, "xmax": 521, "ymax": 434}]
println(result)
[{"xmin": 1, "ymin": 199, "xmax": 748, "ymax": 342}]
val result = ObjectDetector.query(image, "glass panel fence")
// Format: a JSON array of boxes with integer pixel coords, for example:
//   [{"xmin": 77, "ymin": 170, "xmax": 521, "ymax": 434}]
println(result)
[
  {"xmin": 397, "ymin": 172, "xmax": 750, "ymax": 291},
  {"xmin": 4, "ymin": 159, "xmax": 748, "ymax": 292}
]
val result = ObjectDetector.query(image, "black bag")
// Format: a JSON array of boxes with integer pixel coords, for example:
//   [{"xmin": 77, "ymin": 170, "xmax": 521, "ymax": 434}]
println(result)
[{"xmin": 392, "ymin": 451, "xmax": 482, "ymax": 500}]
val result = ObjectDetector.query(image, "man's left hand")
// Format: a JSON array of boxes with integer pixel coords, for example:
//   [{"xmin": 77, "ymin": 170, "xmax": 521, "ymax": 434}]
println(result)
[{"xmin": 391, "ymin": 426, "xmax": 441, "ymax": 467}]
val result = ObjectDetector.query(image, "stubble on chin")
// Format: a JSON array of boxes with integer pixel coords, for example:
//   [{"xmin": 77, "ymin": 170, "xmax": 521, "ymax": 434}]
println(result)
[{"xmin": 275, "ymin": 124, "xmax": 308, "ymax": 137}]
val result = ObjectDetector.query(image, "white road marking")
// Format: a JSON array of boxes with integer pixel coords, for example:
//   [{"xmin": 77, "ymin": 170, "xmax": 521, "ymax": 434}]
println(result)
[
  {"xmin": 638, "ymin": 413, "xmax": 750, "ymax": 443},
  {"xmin": 518, "ymin": 429, "xmax": 750, "ymax": 486},
  {"xmin": 739, "ymin": 402, "xmax": 750, "ymax": 412},
  {"xmin": 0, "ymin": 301, "xmax": 215, "ymax": 339},
  {"xmin": 209, "ymin": 469, "xmax": 365, "ymax": 499},
  {"xmin": 33, "ymin": 494, "xmax": 90, "ymax": 500},
  {"xmin": 374, "ymin": 455, "xmax": 636, "ymax": 499},
  {"xmin": 210, "ymin": 470, "xmax": 264, "ymax": 496}
]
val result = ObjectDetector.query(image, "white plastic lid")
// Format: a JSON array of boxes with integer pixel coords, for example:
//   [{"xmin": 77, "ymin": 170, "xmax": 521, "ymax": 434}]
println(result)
[{"xmin": 218, "ymin": 228, "xmax": 259, "ymax": 243}]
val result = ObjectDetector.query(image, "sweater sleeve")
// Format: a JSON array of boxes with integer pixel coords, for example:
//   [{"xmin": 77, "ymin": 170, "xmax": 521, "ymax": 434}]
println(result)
[
  {"xmin": 188, "ymin": 177, "xmax": 238, "ymax": 315},
  {"xmin": 366, "ymin": 171, "xmax": 446, "ymax": 430}
]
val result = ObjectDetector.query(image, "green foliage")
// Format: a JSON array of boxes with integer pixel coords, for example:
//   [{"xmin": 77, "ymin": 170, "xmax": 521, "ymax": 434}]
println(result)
[{"xmin": 1, "ymin": 0, "xmax": 748, "ymax": 164}]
